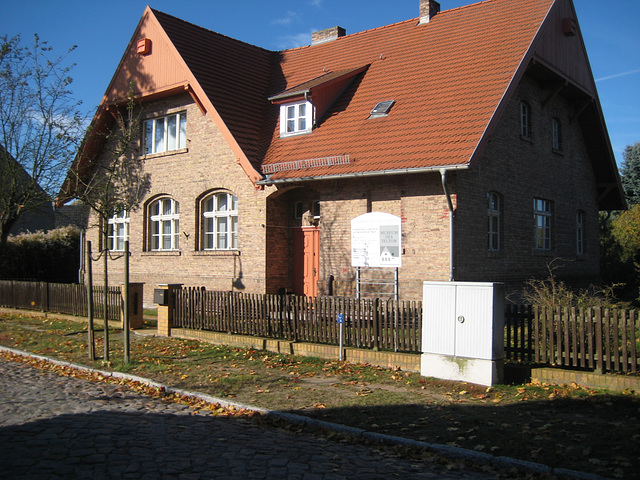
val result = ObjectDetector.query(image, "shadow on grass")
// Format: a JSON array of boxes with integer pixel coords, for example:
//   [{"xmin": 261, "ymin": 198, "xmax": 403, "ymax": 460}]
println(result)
[{"xmin": 281, "ymin": 392, "xmax": 638, "ymax": 479}]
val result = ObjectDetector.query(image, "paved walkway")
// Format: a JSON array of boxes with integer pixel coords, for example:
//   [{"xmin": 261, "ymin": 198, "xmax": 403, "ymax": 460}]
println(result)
[{"xmin": 0, "ymin": 357, "xmax": 499, "ymax": 480}]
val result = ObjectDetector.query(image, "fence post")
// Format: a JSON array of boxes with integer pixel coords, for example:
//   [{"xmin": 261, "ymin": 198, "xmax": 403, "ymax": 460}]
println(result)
[
  {"xmin": 157, "ymin": 284, "xmax": 181, "ymax": 337},
  {"xmin": 373, "ymin": 297, "xmax": 380, "ymax": 351},
  {"xmin": 40, "ymin": 281, "xmax": 48, "ymax": 312},
  {"xmin": 120, "ymin": 283, "xmax": 144, "ymax": 330}
]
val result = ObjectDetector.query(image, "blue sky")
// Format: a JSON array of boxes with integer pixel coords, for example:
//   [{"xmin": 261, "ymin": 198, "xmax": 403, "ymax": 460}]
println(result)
[{"xmin": 2, "ymin": 0, "xmax": 638, "ymax": 165}]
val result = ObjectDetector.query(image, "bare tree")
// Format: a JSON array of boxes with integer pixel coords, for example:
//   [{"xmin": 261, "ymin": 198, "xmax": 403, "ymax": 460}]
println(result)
[
  {"xmin": 68, "ymin": 84, "xmax": 150, "ymax": 360},
  {"xmin": 0, "ymin": 34, "xmax": 85, "ymax": 252}
]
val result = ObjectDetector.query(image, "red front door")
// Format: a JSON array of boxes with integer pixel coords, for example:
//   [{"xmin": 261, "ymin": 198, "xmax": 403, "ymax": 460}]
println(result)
[{"xmin": 293, "ymin": 227, "xmax": 320, "ymax": 297}]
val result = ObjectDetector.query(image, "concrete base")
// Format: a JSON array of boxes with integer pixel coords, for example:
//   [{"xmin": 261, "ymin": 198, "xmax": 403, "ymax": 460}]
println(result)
[{"xmin": 421, "ymin": 353, "xmax": 504, "ymax": 386}]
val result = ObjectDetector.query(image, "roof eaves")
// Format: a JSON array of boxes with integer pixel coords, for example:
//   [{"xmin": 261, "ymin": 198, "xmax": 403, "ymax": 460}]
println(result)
[{"xmin": 257, "ymin": 164, "xmax": 470, "ymax": 186}]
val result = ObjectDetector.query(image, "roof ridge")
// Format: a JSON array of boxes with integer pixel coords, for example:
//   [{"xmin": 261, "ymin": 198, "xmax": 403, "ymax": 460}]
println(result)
[
  {"xmin": 150, "ymin": 8, "xmax": 273, "ymax": 54},
  {"xmin": 278, "ymin": 0, "xmax": 502, "ymax": 54}
]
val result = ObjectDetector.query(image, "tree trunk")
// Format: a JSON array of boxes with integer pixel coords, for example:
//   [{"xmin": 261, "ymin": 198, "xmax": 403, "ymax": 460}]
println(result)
[{"xmin": 103, "ymin": 229, "xmax": 109, "ymax": 361}]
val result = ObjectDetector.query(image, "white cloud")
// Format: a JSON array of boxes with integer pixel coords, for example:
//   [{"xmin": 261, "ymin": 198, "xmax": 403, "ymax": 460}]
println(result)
[
  {"xmin": 272, "ymin": 11, "xmax": 298, "ymax": 26},
  {"xmin": 310, "ymin": 0, "xmax": 323, "ymax": 6},
  {"xmin": 277, "ymin": 31, "xmax": 313, "ymax": 50}
]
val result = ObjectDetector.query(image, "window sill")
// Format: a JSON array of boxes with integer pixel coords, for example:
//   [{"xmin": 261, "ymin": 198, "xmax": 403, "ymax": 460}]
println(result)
[
  {"xmin": 141, "ymin": 148, "xmax": 188, "ymax": 160},
  {"xmin": 487, "ymin": 251, "xmax": 503, "ymax": 258},
  {"xmin": 552, "ymin": 148, "xmax": 564, "ymax": 156},
  {"xmin": 142, "ymin": 251, "xmax": 182, "ymax": 256},
  {"xmin": 520, "ymin": 134, "xmax": 533, "ymax": 144},
  {"xmin": 280, "ymin": 130, "xmax": 313, "ymax": 139},
  {"xmin": 192, "ymin": 250, "xmax": 240, "ymax": 257}
]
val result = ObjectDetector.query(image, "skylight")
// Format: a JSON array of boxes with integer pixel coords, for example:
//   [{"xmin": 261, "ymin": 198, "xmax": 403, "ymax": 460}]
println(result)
[{"xmin": 369, "ymin": 100, "xmax": 395, "ymax": 118}]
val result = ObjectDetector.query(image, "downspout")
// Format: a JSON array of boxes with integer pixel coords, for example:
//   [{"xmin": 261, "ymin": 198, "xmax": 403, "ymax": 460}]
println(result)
[{"xmin": 440, "ymin": 169, "xmax": 455, "ymax": 282}]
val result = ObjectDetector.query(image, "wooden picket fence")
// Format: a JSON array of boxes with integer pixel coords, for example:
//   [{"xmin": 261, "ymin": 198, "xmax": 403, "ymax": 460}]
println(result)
[
  {"xmin": 172, "ymin": 287, "xmax": 422, "ymax": 353},
  {"xmin": 0, "ymin": 280, "xmax": 121, "ymax": 321},
  {"xmin": 2, "ymin": 279, "xmax": 639, "ymax": 372},
  {"xmin": 505, "ymin": 304, "xmax": 640, "ymax": 373}
]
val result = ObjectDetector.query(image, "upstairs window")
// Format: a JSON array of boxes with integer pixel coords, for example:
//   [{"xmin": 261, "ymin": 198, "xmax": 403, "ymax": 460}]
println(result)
[
  {"xmin": 107, "ymin": 210, "xmax": 129, "ymax": 251},
  {"xmin": 280, "ymin": 101, "xmax": 313, "ymax": 136},
  {"xmin": 520, "ymin": 102, "xmax": 531, "ymax": 139},
  {"xmin": 533, "ymin": 198, "xmax": 552, "ymax": 251},
  {"xmin": 202, "ymin": 192, "xmax": 238, "ymax": 250},
  {"xmin": 149, "ymin": 197, "xmax": 180, "ymax": 251},
  {"xmin": 144, "ymin": 112, "xmax": 187, "ymax": 155},
  {"xmin": 487, "ymin": 192, "xmax": 502, "ymax": 252},
  {"xmin": 552, "ymin": 117, "xmax": 562, "ymax": 152}
]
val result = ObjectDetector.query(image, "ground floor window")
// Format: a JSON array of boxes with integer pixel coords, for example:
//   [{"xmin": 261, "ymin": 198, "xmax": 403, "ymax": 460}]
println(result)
[
  {"xmin": 149, "ymin": 197, "xmax": 180, "ymax": 251},
  {"xmin": 533, "ymin": 198, "xmax": 552, "ymax": 250},
  {"xmin": 202, "ymin": 192, "xmax": 238, "ymax": 250},
  {"xmin": 576, "ymin": 210, "xmax": 585, "ymax": 255},
  {"xmin": 487, "ymin": 192, "xmax": 502, "ymax": 252},
  {"xmin": 107, "ymin": 210, "xmax": 129, "ymax": 251}
]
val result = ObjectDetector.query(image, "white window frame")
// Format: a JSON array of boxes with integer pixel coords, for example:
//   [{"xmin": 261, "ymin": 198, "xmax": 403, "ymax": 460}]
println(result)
[
  {"xmin": 149, "ymin": 198, "xmax": 180, "ymax": 251},
  {"xmin": 144, "ymin": 112, "xmax": 187, "ymax": 155},
  {"xmin": 487, "ymin": 192, "xmax": 502, "ymax": 252},
  {"xmin": 520, "ymin": 102, "xmax": 531, "ymax": 138},
  {"xmin": 202, "ymin": 192, "xmax": 238, "ymax": 250},
  {"xmin": 552, "ymin": 117, "xmax": 562, "ymax": 151},
  {"xmin": 576, "ymin": 210, "xmax": 585, "ymax": 255},
  {"xmin": 533, "ymin": 198, "xmax": 552, "ymax": 251},
  {"xmin": 279, "ymin": 100, "xmax": 313, "ymax": 136},
  {"xmin": 107, "ymin": 210, "xmax": 129, "ymax": 251}
]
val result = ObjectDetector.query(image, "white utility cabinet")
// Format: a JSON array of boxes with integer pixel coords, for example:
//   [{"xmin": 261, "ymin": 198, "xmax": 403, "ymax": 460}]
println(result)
[{"xmin": 421, "ymin": 281, "xmax": 504, "ymax": 386}]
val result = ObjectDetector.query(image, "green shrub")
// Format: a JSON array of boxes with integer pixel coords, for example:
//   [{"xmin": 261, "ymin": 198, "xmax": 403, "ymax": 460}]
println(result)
[
  {"xmin": 521, "ymin": 261, "xmax": 630, "ymax": 309},
  {"xmin": 0, "ymin": 226, "xmax": 82, "ymax": 283}
]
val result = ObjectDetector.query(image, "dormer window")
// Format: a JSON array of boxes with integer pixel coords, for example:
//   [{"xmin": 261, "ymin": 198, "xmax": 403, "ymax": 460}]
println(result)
[
  {"xmin": 280, "ymin": 100, "xmax": 314, "ymax": 136},
  {"xmin": 269, "ymin": 66, "xmax": 368, "ymax": 139}
]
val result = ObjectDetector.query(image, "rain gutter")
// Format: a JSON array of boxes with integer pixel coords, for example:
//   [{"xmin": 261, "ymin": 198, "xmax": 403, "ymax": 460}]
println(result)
[{"xmin": 256, "ymin": 164, "xmax": 469, "ymax": 186}]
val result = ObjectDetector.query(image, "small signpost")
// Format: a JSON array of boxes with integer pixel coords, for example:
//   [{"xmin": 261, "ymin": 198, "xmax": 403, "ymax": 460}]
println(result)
[{"xmin": 338, "ymin": 313, "xmax": 344, "ymax": 360}]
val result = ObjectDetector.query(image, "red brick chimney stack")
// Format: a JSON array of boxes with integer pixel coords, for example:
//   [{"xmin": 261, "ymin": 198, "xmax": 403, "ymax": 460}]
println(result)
[
  {"xmin": 311, "ymin": 26, "xmax": 346, "ymax": 46},
  {"xmin": 419, "ymin": 0, "xmax": 441, "ymax": 24}
]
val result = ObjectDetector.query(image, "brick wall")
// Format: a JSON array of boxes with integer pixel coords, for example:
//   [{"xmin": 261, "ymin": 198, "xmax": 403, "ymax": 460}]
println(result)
[
  {"xmin": 85, "ymin": 94, "xmax": 275, "ymax": 305},
  {"xmin": 266, "ymin": 175, "xmax": 452, "ymax": 300},
  {"xmin": 454, "ymin": 74, "xmax": 601, "ymax": 292}
]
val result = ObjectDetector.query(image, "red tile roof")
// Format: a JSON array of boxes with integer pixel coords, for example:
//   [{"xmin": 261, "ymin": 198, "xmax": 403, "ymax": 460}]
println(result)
[
  {"xmin": 61, "ymin": 0, "xmax": 625, "ymax": 210},
  {"xmin": 153, "ymin": 9, "xmax": 276, "ymax": 169},
  {"xmin": 260, "ymin": 0, "xmax": 556, "ymax": 181}
]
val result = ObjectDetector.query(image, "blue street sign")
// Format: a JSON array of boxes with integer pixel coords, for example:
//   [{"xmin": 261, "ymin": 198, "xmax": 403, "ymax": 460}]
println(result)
[{"xmin": 338, "ymin": 313, "xmax": 344, "ymax": 324}]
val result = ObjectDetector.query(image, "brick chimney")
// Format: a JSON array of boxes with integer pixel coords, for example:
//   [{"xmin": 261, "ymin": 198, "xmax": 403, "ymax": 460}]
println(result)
[
  {"xmin": 311, "ymin": 26, "xmax": 346, "ymax": 45},
  {"xmin": 419, "ymin": 0, "xmax": 441, "ymax": 24}
]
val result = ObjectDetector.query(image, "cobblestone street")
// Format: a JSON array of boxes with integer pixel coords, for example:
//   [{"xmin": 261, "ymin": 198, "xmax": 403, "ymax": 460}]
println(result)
[{"xmin": 0, "ymin": 357, "xmax": 499, "ymax": 479}]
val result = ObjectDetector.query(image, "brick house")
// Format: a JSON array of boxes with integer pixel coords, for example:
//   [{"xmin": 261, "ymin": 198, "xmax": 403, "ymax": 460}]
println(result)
[{"xmin": 61, "ymin": 0, "xmax": 625, "ymax": 305}]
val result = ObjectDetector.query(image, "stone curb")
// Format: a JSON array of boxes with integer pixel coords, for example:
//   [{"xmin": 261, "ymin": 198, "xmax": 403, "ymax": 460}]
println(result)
[{"xmin": 0, "ymin": 346, "xmax": 611, "ymax": 480}]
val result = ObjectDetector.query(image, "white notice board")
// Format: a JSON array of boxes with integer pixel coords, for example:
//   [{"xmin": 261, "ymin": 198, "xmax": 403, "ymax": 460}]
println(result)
[{"xmin": 351, "ymin": 212, "xmax": 402, "ymax": 268}]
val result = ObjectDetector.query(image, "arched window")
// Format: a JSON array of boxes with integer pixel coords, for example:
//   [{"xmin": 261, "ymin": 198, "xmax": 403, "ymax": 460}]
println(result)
[
  {"xmin": 107, "ymin": 210, "xmax": 129, "ymax": 251},
  {"xmin": 202, "ymin": 192, "xmax": 238, "ymax": 250},
  {"xmin": 148, "ymin": 197, "xmax": 180, "ymax": 251},
  {"xmin": 533, "ymin": 198, "xmax": 553, "ymax": 251}
]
